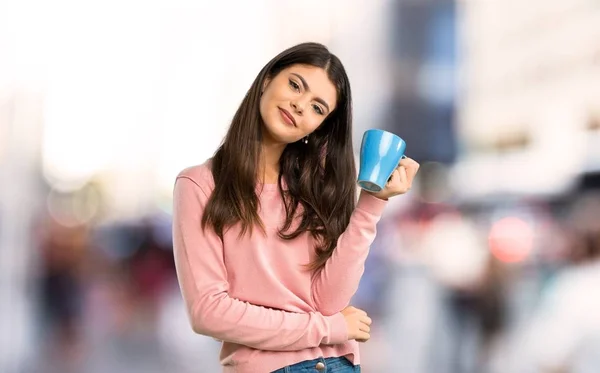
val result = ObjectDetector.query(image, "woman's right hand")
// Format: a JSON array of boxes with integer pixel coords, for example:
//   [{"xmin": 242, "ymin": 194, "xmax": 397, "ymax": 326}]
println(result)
[{"xmin": 341, "ymin": 306, "xmax": 372, "ymax": 342}]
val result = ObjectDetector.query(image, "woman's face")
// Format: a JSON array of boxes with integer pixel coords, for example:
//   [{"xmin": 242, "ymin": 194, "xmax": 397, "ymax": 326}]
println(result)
[{"xmin": 259, "ymin": 64, "xmax": 337, "ymax": 145}]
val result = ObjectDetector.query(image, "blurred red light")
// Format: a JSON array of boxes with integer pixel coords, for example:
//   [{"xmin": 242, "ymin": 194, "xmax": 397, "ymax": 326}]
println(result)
[{"xmin": 488, "ymin": 217, "xmax": 534, "ymax": 263}]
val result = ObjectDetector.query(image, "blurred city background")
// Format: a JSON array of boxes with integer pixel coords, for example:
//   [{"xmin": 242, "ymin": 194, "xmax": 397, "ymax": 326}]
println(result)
[{"xmin": 1, "ymin": 0, "xmax": 600, "ymax": 372}]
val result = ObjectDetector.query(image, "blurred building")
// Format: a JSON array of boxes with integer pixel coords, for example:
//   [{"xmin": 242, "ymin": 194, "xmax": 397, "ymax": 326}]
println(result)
[
  {"xmin": 385, "ymin": 0, "xmax": 459, "ymax": 165},
  {"xmin": 0, "ymin": 91, "xmax": 46, "ymax": 373},
  {"xmin": 455, "ymin": 0, "xmax": 600, "ymax": 201}
]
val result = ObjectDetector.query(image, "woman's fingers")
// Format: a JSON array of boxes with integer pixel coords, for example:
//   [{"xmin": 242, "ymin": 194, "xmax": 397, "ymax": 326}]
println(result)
[
  {"xmin": 400, "ymin": 157, "xmax": 420, "ymax": 182},
  {"xmin": 368, "ymin": 156, "xmax": 420, "ymax": 200}
]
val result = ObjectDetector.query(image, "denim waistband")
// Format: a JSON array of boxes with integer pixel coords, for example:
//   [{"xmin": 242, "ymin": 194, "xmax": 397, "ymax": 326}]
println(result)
[{"xmin": 272, "ymin": 356, "xmax": 360, "ymax": 373}]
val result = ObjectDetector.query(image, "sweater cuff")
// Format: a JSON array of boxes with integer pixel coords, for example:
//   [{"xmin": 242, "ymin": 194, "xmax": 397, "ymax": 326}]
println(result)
[
  {"xmin": 324, "ymin": 312, "xmax": 348, "ymax": 345},
  {"xmin": 356, "ymin": 190, "xmax": 388, "ymax": 216}
]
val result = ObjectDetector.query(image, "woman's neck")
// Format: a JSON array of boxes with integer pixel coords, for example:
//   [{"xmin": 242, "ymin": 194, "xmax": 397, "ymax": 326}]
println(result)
[{"xmin": 259, "ymin": 140, "xmax": 286, "ymax": 184}]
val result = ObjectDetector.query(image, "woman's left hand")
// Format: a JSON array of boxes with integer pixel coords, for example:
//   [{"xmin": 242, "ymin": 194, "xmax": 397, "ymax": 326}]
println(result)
[{"xmin": 367, "ymin": 157, "xmax": 420, "ymax": 201}]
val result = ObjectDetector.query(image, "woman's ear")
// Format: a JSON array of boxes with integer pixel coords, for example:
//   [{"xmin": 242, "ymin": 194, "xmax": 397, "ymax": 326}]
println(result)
[{"xmin": 261, "ymin": 78, "xmax": 271, "ymax": 94}]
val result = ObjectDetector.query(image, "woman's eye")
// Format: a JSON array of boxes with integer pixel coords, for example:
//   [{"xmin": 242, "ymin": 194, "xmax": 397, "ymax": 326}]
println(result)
[
  {"xmin": 289, "ymin": 79, "xmax": 300, "ymax": 91},
  {"xmin": 312, "ymin": 104, "xmax": 324, "ymax": 115}
]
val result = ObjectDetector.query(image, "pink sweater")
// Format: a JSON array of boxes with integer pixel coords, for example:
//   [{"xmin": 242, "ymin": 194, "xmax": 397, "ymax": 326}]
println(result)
[{"xmin": 172, "ymin": 161, "xmax": 387, "ymax": 373}]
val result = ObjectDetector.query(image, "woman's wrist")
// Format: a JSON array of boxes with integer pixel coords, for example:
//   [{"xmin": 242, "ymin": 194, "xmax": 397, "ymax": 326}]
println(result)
[
  {"xmin": 364, "ymin": 189, "xmax": 388, "ymax": 201},
  {"xmin": 324, "ymin": 312, "xmax": 348, "ymax": 345},
  {"xmin": 356, "ymin": 190, "xmax": 388, "ymax": 216}
]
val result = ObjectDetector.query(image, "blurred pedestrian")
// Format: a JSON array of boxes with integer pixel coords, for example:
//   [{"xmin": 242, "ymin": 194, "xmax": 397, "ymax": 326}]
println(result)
[{"xmin": 522, "ymin": 193, "xmax": 600, "ymax": 373}]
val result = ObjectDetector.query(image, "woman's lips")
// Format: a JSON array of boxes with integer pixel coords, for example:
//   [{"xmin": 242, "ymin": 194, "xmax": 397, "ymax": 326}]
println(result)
[{"xmin": 278, "ymin": 108, "xmax": 296, "ymax": 126}]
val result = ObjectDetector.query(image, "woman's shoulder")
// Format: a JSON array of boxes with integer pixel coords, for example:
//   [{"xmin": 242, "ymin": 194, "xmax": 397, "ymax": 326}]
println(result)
[{"xmin": 175, "ymin": 159, "xmax": 215, "ymax": 191}]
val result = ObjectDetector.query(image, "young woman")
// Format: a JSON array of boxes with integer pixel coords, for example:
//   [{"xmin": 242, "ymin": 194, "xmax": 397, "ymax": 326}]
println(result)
[{"xmin": 172, "ymin": 42, "xmax": 419, "ymax": 373}]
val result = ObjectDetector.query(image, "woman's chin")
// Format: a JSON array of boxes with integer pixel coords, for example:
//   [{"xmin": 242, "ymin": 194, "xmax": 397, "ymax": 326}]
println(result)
[{"xmin": 262, "ymin": 123, "xmax": 300, "ymax": 144}]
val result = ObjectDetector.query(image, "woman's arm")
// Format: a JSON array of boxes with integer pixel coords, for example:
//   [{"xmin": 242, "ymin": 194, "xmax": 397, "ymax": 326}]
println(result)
[
  {"xmin": 310, "ymin": 191, "xmax": 387, "ymax": 315},
  {"xmin": 173, "ymin": 176, "xmax": 348, "ymax": 351}
]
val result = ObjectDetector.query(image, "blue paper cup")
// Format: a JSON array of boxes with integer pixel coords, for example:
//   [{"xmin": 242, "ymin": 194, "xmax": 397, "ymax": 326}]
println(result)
[{"xmin": 357, "ymin": 129, "xmax": 407, "ymax": 192}]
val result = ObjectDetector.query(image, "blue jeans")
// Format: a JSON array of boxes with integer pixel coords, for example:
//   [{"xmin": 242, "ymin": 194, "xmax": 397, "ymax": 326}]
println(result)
[{"xmin": 271, "ymin": 357, "xmax": 360, "ymax": 373}]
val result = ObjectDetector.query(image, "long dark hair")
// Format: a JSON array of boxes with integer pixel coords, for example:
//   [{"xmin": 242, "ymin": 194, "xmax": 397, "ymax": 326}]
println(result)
[{"xmin": 201, "ymin": 42, "xmax": 355, "ymax": 272}]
